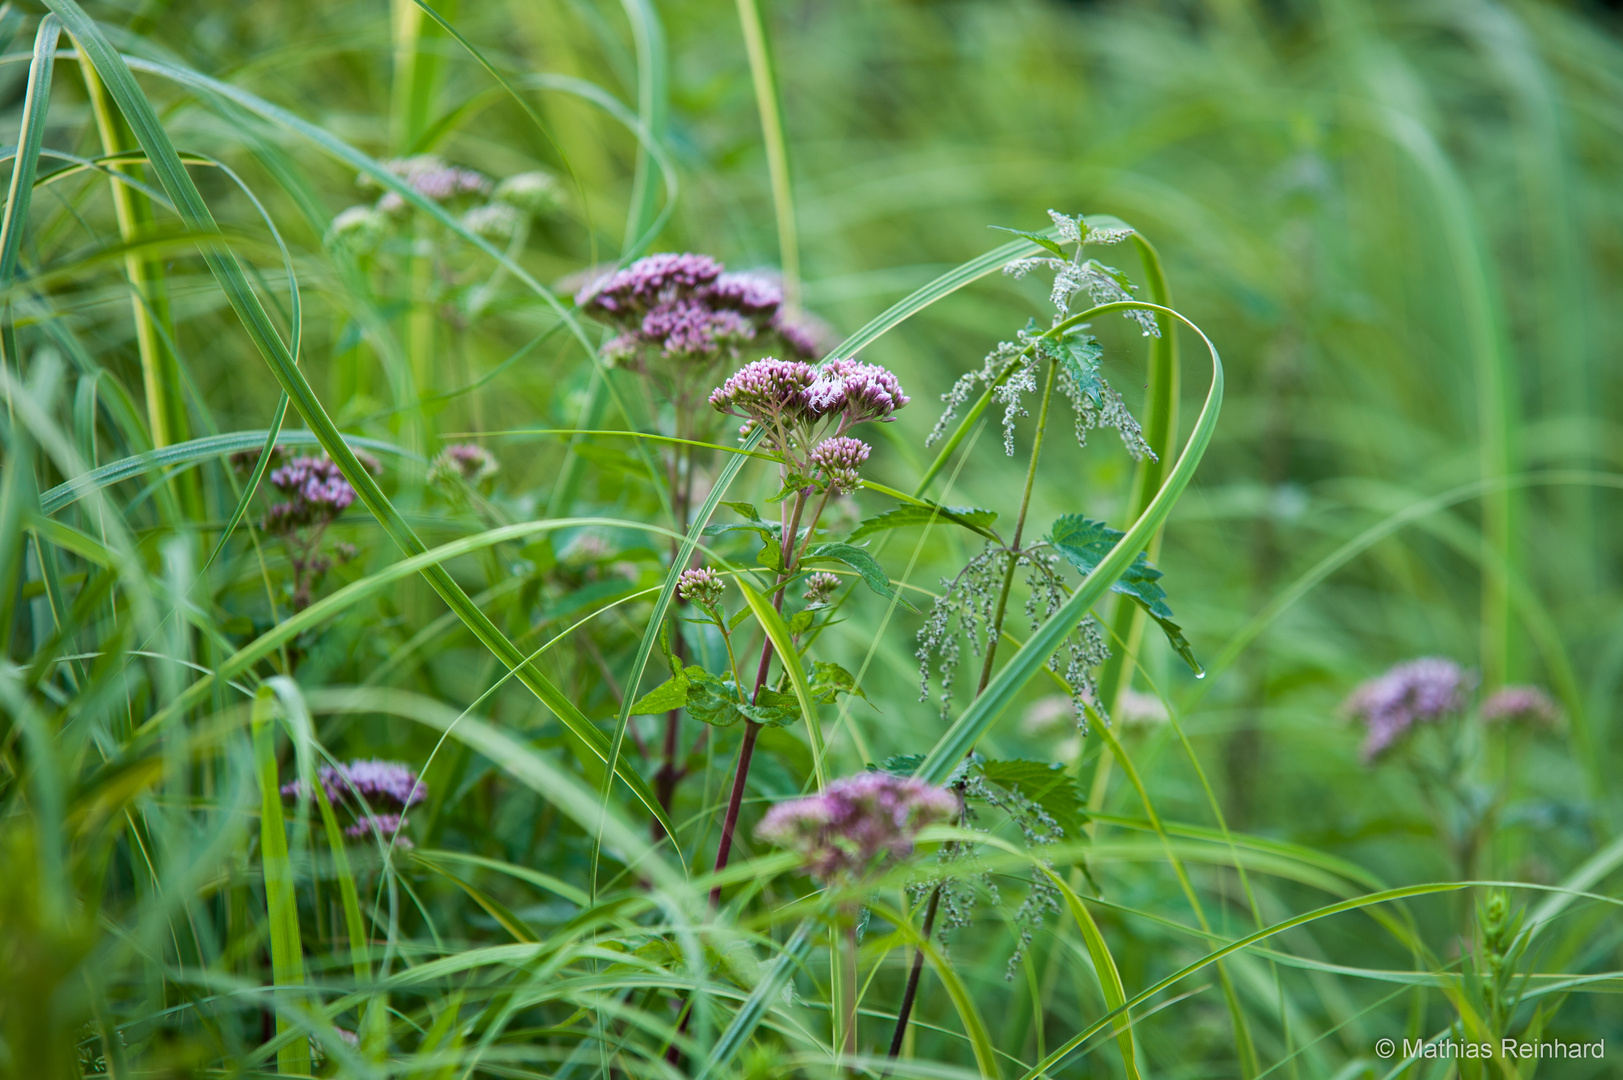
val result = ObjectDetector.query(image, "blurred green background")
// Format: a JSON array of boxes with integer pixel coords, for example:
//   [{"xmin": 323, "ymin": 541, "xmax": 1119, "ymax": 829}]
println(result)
[{"xmin": 4, "ymin": 0, "xmax": 1622, "ymax": 1075}]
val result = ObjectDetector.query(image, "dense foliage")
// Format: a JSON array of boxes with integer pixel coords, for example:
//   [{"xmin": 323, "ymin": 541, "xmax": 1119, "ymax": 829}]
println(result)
[{"xmin": 1, "ymin": 0, "xmax": 1620, "ymax": 1077}]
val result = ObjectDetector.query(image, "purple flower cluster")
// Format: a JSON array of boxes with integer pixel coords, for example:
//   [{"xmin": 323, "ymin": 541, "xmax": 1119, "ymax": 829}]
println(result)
[
  {"xmin": 576, "ymin": 254, "xmax": 822, "ymax": 369},
  {"xmin": 803, "ymin": 571, "xmax": 842, "ymax": 606},
  {"xmin": 371, "ymin": 155, "xmax": 491, "ymax": 212},
  {"xmin": 810, "ymin": 436, "xmax": 871, "ymax": 495},
  {"xmin": 1343, "ymin": 657, "xmax": 1472, "ymax": 760},
  {"xmin": 709, "ymin": 357, "xmax": 908, "ymax": 473},
  {"xmin": 677, "ymin": 566, "xmax": 725, "ymax": 609},
  {"xmin": 345, "ymin": 813, "xmax": 411, "ymax": 847},
  {"xmin": 262, "ymin": 456, "xmax": 357, "ymax": 534},
  {"xmin": 806, "ymin": 358, "xmax": 911, "ymax": 426},
  {"xmin": 429, "ymin": 442, "xmax": 500, "ymax": 487},
  {"xmin": 283, "ymin": 759, "xmax": 427, "ymax": 809},
  {"xmin": 1480, "ymin": 685, "xmax": 1559, "ymax": 727},
  {"xmin": 755, "ymin": 772, "xmax": 958, "ymax": 880}
]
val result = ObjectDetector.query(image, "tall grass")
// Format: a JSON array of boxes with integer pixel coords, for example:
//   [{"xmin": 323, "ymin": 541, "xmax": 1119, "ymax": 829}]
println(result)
[{"xmin": 1, "ymin": 0, "xmax": 1620, "ymax": 1077}]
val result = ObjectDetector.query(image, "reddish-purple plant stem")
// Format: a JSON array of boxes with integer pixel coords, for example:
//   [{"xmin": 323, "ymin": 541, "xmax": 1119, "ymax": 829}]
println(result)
[{"xmin": 708, "ymin": 483, "xmax": 812, "ymax": 903}]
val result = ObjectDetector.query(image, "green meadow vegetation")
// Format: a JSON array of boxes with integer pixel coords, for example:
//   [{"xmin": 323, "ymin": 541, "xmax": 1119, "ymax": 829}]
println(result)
[{"xmin": 1, "ymin": 0, "xmax": 1620, "ymax": 1076}]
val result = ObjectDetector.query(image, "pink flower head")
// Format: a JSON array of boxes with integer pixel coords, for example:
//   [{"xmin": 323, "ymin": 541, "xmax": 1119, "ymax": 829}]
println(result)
[
  {"xmin": 576, "ymin": 252, "xmax": 725, "ymax": 315},
  {"xmin": 345, "ymin": 813, "xmax": 412, "ymax": 847},
  {"xmin": 708, "ymin": 271, "xmax": 784, "ymax": 314},
  {"xmin": 755, "ymin": 772, "xmax": 958, "ymax": 880},
  {"xmin": 677, "ymin": 566, "xmax": 725, "ymax": 609},
  {"xmin": 286, "ymin": 759, "xmax": 426, "ymax": 808},
  {"xmin": 770, "ymin": 308, "xmax": 831, "ymax": 360},
  {"xmin": 805, "ymin": 358, "xmax": 910, "ymax": 426},
  {"xmin": 810, "ymin": 435, "xmax": 871, "ymax": 495},
  {"xmin": 263, "ymin": 456, "xmax": 356, "ymax": 533},
  {"xmin": 1343, "ymin": 657, "xmax": 1472, "ymax": 761},
  {"xmin": 708, "ymin": 357, "xmax": 818, "ymax": 431},
  {"xmin": 1480, "ymin": 685, "xmax": 1559, "ymax": 727},
  {"xmin": 429, "ymin": 442, "xmax": 499, "ymax": 487},
  {"xmin": 639, "ymin": 299, "xmax": 755, "ymax": 359}
]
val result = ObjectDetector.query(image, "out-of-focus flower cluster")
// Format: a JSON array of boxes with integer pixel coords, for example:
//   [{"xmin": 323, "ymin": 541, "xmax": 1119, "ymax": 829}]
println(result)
[
  {"xmin": 326, "ymin": 155, "xmax": 564, "ymax": 254},
  {"xmin": 282, "ymin": 759, "xmax": 426, "ymax": 847},
  {"xmin": 1480, "ymin": 684, "xmax": 1560, "ymax": 727},
  {"xmin": 232, "ymin": 447, "xmax": 377, "ymax": 609},
  {"xmin": 428, "ymin": 442, "xmax": 500, "ymax": 491},
  {"xmin": 575, "ymin": 253, "xmax": 827, "ymax": 374},
  {"xmin": 755, "ymin": 772, "xmax": 958, "ymax": 881},
  {"xmin": 1343, "ymin": 658, "xmax": 1473, "ymax": 760}
]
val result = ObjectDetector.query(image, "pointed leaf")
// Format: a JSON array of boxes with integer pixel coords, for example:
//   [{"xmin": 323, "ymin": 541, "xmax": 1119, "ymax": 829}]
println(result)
[
  {"xmin": 803, "ymin": 542, "xmax": 916, "ymax": 611},
  {"xmin": 1049, "ymin": 515, "xmax": 1200, "ymax": 673},
  {"xmin": 848, "ymin": 502, "xmax": 998, "ymax": 543}
]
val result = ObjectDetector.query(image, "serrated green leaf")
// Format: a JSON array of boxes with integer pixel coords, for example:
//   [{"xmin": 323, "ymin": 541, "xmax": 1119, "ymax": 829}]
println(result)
[
  {"xmin": 873, "ymin": 753, "xmax": 925, "ymax": 776},
  {"xmin": 848, "ymin": 502, "xmax": 998, "ymax": 543},
  {"xmin": 991, "ymin": 225, "xmax": 1067, "ymax": 258},
  {"xmin": 1048, "ymin": 515, "xmax": 1200, "ymax": 673},
  {"xmin": 721, "ymin": 501, "xmax": 761, "ymax": 522},
  {"xmin": 1054, "ymin": 335, "xmax": 1105, "ymax": 405},
  {"xmin": 788, "ymin": 609, "xmax": 814, "ymax": 635},
  {"xmin": 980, "ymin": 758, "xmax": 1089, "ymax": 839},
  {"xmin": 766, "ymin": 471, "xmax": 817, "ymax": 504},
  {"xmin": 684, "ymin": 667, "xmax": 748, "ymax": 728},
  {"xmin": 808, "ymin": 660, "xmax": 868, "ymax": 705},
  {"xmin": 628, "ymin": 671, "xmax": 689, "ymax": 715},
  {"xmin": 804, "ymin": 542, "xmax": 916, "ymax": 611}
]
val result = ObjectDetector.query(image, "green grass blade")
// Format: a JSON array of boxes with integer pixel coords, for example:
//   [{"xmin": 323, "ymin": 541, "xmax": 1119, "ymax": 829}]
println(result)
[
  {"xmin": 1041, "ymin": 866, "xmax": 1139, "ymax": 1080},
  {"xmin": 734, "ymin": 0, "xmax": 797, "ymax": 298},
  {"xmin": 0, "ymin": 15, "xmax": 61, "ymax": 292},
  {"xmin": 251, "ymin": 686, "xmax": 312, "ymax": 1077},
  {"xmin": 913, "ymin": 301, "xmax": 1223, "ymax": 784},
  {"xmin": 735, "ymin": 576, "xmax": 826, "ymax": 787},
  {"xmin": 694, "ymin": 919, "xmax": 814, "ymax": 1080}
]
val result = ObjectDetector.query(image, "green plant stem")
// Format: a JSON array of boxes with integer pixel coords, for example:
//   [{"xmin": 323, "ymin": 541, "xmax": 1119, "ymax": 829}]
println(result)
[{"xmin": 888, "ymin": 354, "xmax": 1058, "ymax": 1060}]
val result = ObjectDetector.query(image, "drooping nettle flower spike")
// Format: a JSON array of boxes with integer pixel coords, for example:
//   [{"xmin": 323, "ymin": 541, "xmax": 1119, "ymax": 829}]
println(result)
[
  {"xmin": 755, "ymin": 772, "xmax": 959, "ymax": 881},
  {"xmin": 1342, "ymin": 657, "xmax": 1473, "ymax": 761},
  {"xmin": 805, "ymin": 358, "xmax": 910, "ymax": 427},
  {"xmin": 428, "ymin": 442, "xmax": 500, "ymax": 488},
  {"xmin": 1480, "ymin": 684, "xmax": 1560, "ymax": 728},
  {"xmin": 676, "ymin": 566, "xmax": 726, "ymax": 610},
  {"xmin": 804, "ymin": 571, "xmax": 842, "ymax": 607},
  {"xmin": 262, "ymin": 456, "xmax": 357, "ymax": 534},
  {"xmin": 809, "ymin": 436, "xmax": 871, "ymax": 495}
]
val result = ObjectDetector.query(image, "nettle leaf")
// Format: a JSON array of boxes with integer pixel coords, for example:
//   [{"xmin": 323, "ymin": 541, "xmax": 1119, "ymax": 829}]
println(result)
[
  {"xmin": 766, "ymin": 471, "xmax": 817, "ymax": 504},
  {"xmin": 849, "ymin": 502, "xmax": 998, "ymax": 543},
  {"xmin": 979, "ymin": 759, "xmax": 1089, "ymax": 839},
  {"xmin": 872, "ymin": 753, "xmax": 925, "ymax": 777},
  {"xmin": 804, "ymin": 543, "xmax": 917, "ymax": 611},
  {"xmin": 683, "ymin": 668, "xmax": 749, "ymax": 728},
  {"xmin": 990, "ymin": 225, "xmax": 1067, "ymax": 258},
  {"xmin": 1048, "ymin": 515, "xmax": 1200, "ymax": 673},
  {"xmin": 1059, "ymin": 335, "xmax": 1105, "ymax": 405},
  {"xmin": 628, "ymin": 670, "xmax": 690, "ymax": 715},
  {"xmin": 739, "ymin": 686, "xmax": 802, "ymax": 728},
  {"xmin": 809, "ymin": 661, "xmax": 868, "ymax": 705}
]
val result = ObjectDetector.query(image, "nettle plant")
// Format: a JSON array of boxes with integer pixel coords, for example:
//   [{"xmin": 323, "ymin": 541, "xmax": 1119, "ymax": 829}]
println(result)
[{"xmin": 576, "ymin": 210, "xmax": 1217, "ymax": 1069}]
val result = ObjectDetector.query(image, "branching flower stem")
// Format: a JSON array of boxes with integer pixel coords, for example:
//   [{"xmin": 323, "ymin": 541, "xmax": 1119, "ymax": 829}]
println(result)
[
  {"xmin": 889, "ymin": 354, "xmax": 1060, "ymax": 1061},
  {"xmin": 710, "ymin": 480, "xmax": 816, "ymax": 905}
]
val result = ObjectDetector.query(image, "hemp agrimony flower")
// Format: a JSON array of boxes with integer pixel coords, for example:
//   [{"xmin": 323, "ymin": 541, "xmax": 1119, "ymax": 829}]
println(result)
[
  {"xmin": 1343, "ymin": 657, "xmax": 1473, "ymax": 760},
  {"xmin": 428, "ymin": 442, "xmax": 500, "ymax": 489},
  {"xmin": 810, "ymin": 436, "xmax": 871, "ymax": 495},
  {"xmin": 804, "ymin": 571, "xmax": 842, "ymax": 607},
  {"xmin": 676, "ymin": 566, "xmax": 726, "ymax": 611},
  {"xmin": 1480, "ymin": 685, "xmax": 1559, "ymax": 727},
  {"xmin": 756, "ymin": 772, "xmax": 958, "ymax": 882}
]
